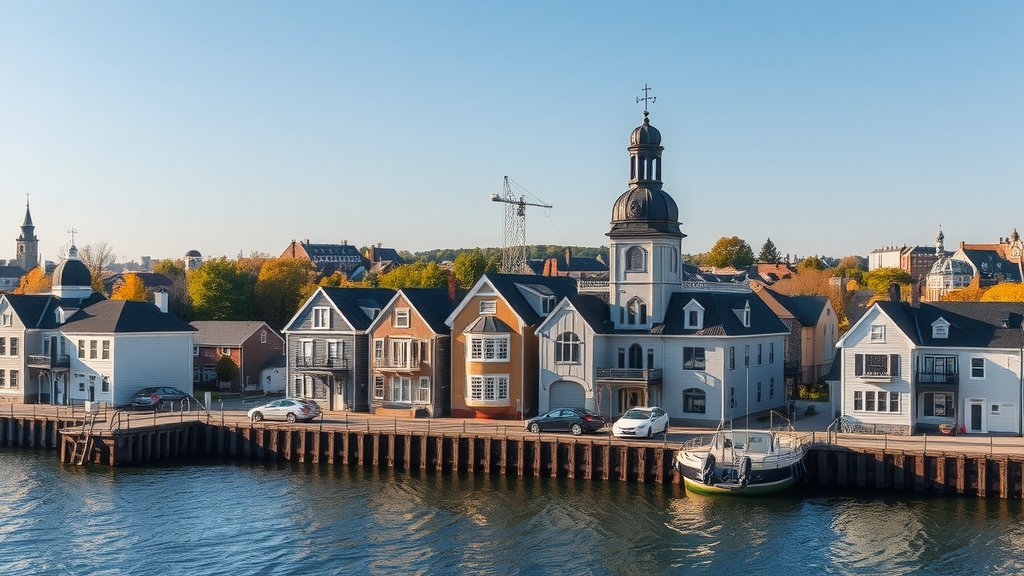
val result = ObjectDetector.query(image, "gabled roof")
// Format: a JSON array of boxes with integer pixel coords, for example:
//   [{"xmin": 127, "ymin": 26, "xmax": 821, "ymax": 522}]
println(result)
[
  {"xmin": 759, "ymin": 288, "xmax": 829, "ymax": 327},
  {"xmin": 367, "ymin": 288, "xmax": 461, "ymax": 335},
  {"xmin": 448, "ymin": 274, "xmax": 577, "ymax": 328},
  {"xmin": 0, "ymin": 265, "xmax": 27, "ymax": 279},
  {"xmin": 657, "ymin": 291, "xmax": 788, "ymax": 336},
  {"xmin": 907, "ymin": 302, "xmax": 1024, "ymax": 349},
  {"xmin": 959, "ymin": 249, "xmax": 1022, "ymax": 282},
  {"xmin": 190, "ymin": 321, "xmax": 280, "ymax": 346},
  {"xmin": 2, "ymin": 294, "xmax": 54, "ymax": 328},
  {"xmin": 60, "ymin": 300, "xmax": 195, "ymax": 334},
  {"xmin": 308, "ymin": 287, "xmax": 396, "ymax": 332},
  {"xmin": 534, "ymin": 293, "xmax": 611, "ymax": 336}
]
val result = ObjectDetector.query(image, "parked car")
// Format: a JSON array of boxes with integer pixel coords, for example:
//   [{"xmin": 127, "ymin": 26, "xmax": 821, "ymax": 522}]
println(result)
[
  {"xmin": 130, "ymin": 387, "xmax": 194, "ymax": 411},
  {"xmin": 248, "ymin": 399, "xmax": 322, "ymax": 423},
  {"xmin": 524, "ymin": 408, "xmax": 605, "ymax": 435},
  {"xmin": 612, "ymin": 406, "xmax": 669, "ymax": 438}
]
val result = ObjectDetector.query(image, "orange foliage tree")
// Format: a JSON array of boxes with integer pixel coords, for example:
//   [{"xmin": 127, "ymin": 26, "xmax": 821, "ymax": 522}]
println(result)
[
  {"xmin": 980, "ymin": 283, "xmax": 1024, "ymax": 302},
  {"xmin": 14, "ymin": 267, "xmax": 50, "ymax": 294},
  {"xmin": 111, "ymin": 273, "xmax": 147, "ymax": 301}
]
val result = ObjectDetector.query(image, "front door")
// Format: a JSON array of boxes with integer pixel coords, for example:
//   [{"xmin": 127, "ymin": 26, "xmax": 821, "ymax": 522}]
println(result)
[
  {"xmin": 970, "ymin": 401, "xmax": 985, "ymax": 433},
  {"xmin": 618, "ymin": 388, "xmax": 642, "ymax": 413}
]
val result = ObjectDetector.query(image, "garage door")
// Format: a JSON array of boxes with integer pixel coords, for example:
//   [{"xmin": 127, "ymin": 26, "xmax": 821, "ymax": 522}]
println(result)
[{"xmin": 549, "ymin": 381, "xmax": 586, "ymax": 409}]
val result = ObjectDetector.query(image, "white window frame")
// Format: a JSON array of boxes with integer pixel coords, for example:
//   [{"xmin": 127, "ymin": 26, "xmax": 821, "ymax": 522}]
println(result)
[
  {"xmin": 479, "ymin": 300, "xmax": 497, "ymax": 315},
  {"xmin": 373, "ymin": 339, "xmax": 384, "ymax": 360},
  {"xmin": 373, "ymin": 376, "xmax": 384, "ymax": 400},
  {"xmin": 312, "ymin": 307, "xmax": 331, "ymax": 329},
  {"xmin": 390, "ymin": 376, "xmax": 412, "ymax": 403},
  {"xmin": 971, "ymin": 357, "xmax": 985, "ymax": 379},
  {"xmin": 467, "ymin": 374, "xmax": 509, "ymax": 403},
  {"xmin": 870, "ymin": 325, "xmax": 885, "ymax": 343},
  {"xmin": 468, "ymin": 335, "xmax": 510, "ymax": 362},
  {"xmin": 854, "ymin": 389, "xmax": 901, "ymax": 413},
  {"xmin": 261, "ymin": 330, "xmax": 267, "ymax": 344},
  {"xmin": 417, "ymin": 377, "xmax": 430, "ymax": 404},
  {"xmin": 102, "ymin": 341, "xmax": 110, "ymax": 360},
  {"xmin": 394, "ymin": 308, "xmax": 410, "ymax": 328}
]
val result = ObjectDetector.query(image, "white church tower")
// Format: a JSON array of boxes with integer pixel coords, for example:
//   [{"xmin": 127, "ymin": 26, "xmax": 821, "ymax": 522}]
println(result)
[{"xmin": 607, "ymin": 108, "xmax": 685, "ymax": 329}]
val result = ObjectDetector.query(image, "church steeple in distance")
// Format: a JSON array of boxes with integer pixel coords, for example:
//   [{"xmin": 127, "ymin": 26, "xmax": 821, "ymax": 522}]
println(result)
[{"xmin": 16, "ymin": 195, "xmax": 39, "ymax": 271}]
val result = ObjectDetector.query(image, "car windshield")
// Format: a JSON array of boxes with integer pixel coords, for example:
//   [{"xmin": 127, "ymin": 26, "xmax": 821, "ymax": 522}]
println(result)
[{"xmin": 622, "ymin": 409, "xmax": 651, "ymax": 420}]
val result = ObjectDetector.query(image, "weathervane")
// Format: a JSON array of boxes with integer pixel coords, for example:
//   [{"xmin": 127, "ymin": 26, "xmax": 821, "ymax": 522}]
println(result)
[{"xmin": 636, "ymin": 84, "xmax": 656, "ymax": 111}]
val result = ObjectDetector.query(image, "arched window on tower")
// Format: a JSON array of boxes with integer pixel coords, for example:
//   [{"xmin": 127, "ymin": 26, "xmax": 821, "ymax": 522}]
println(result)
[
  {"xmin": 626, "ymin": 246, "xmax": 646, "ymax": 272},
  {"xmin": 626, "ymin": 297, "xmax": 648, "ymax": 325}
]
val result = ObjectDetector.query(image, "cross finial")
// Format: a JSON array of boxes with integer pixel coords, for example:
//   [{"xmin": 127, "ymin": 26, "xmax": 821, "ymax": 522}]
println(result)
[
  {"xmin": 636, "ymin": 83, "xmax": 656, "ymax": 112},
  {"xmin": 25, "ymin": 193, "xmax": 29, "ymax": 208},
  {"xmin": 67, "ymin": 228, "xmax": 77, "ymax": 245}
]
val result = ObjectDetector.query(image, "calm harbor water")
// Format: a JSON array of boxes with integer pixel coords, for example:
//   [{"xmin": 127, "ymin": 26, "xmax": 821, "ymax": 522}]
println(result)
[{"xmin": 2, "ymin": 450, "xmax": 1024, "ymax": 576}]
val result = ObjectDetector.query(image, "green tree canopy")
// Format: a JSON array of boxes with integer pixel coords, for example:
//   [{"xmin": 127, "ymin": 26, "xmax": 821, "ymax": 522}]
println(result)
[
  {"xmin": 702, "ymin": 236, "xmax": 754, "ymax": 268},
  {"xmin": 797, "ymin": 256, "xmax": 825, "ymax": 272},
  {"xmin": 454, "ymin": 249, "xmax": 487, "ymax": 288},
  {"xmin": 153, "ymin": 259, "xmax": 190, "ymax": 318},
  {"xmin": 254, "ymin": 258, "xmax": 316, "ymax": 329},
  {"xmin": 215, "ymin": 354, "xmax": 239, "ymax": 385},
  {"xmin": 757, "ymin": 238, "xmax": 781, "ymax": 263},
  {"xmin": 862, "ymin": 267, "xmax": 913, "ymax": 295},
  {"xmin": 189, "ymin": 257, "xmax": 247, "ymax": 320}
]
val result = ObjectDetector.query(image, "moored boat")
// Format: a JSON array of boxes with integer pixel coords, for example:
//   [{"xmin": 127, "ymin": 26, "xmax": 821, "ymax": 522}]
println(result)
[{"xmin": 675, "ymin": 427, "xmax": 807, "ymax": 496}]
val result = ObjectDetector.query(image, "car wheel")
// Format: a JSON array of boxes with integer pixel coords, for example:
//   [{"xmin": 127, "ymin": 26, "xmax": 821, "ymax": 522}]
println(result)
[
  {"xmin": 646, "ymin": 427, "xmax": 653, "ymax": 438},
  {"xmin": 529, "ymin": 422, "xmax": 540, "ymax": 433},
  {"xmin": 286, "ymin": 413, "xmax": 297, "ymax": 423},
  {"xmin": 570, "ymin": 423, "xmax": 583, "ymax": 436},
  {"xmin": 252, "ymin": 412, "xmax": 264, "ymax": 422}
]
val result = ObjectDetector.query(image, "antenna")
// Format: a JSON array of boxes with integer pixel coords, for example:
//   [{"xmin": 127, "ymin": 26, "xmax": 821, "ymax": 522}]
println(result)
[{"xmin": 491, "ymin": 177, "xmax": 552, "ymax": 274}]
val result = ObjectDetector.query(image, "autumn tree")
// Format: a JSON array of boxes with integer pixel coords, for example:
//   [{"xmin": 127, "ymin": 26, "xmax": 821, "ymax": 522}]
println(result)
[
  {"xmin": 834, "ymin": 255, "xmax": 867, "ymax": 282},
  {"xmin": 78, "ymin": 242, "xmax": 117, "ymax": 293},
  {"xmin": 189, "ymin": 257, "xmax": 247, "ymax": 320},
  {"xmin": 702, "ymin": 237, "xmax": 754, "ymax": 269},
  {"xmin": 254, "ymin": 258, "xmax": 316, "ymax": 329},
  {"xmin": 980, "ymin": 283, "xmax": 1024, "ymax": 302},
  {"xmin": 861, "ymin": 267, "xmax": 913, "ymax": 295},
  {"xmin": 797, "ymin": 256, "xmax": 825, "ymax": 272},
  {"xmin": 757, "ymin": 238, "xmax": 781, "ymax": 263},
  {"xmin": 111, "ymin": 273, "xmax": 147, "ymax": 301},
  {"xmin": 454, "ymin": 249, "xmax": 487, "ymax": 288},
  {"xmin": 377, "ymin": 261, "xmax": 451, "ymax": 290},
  {"xmin": 14, "ymin": 266, "xmax": 50, "ymax": 294},
  {"xmin": 153, "ymin": 259, "xmax": 190, "ymax": 318}
]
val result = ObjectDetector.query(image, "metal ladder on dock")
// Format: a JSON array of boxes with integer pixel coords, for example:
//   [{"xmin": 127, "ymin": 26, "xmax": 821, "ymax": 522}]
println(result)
[{"xmin": 71, "ymin": 412, "xmax": 99, "ymax": 466}]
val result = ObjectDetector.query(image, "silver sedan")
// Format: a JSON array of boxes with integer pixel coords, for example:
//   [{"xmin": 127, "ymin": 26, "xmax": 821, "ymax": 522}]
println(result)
[
  {"xmin": 612, "ymin": 406, "xmax": 670, "ymax": 438},
  {"xmin": 248, "ymin": 399, "xmax": 322, "ymax": 423}
]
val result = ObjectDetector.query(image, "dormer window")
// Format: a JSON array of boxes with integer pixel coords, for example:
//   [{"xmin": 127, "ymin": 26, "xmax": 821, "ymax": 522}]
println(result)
[
  {"xmin": 683, "ymin": 299, "xmax": 705, "ymax": 330},
  {"xmin": 733, "ymin": 301, "xmax": 751, "ymax": 328},
  {"xmin": 541, "ymin": 296, "xmax": 555, "ymax": 314},
  {"xmin": 931, "ymin": 318, "xmax": 950, "ymax": 339}
]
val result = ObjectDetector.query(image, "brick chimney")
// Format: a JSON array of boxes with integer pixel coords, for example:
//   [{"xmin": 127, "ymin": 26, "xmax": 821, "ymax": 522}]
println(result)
[
  {"xmin": 448, "ymin": 271, "xmax": 457, "ymax": 301},
  {"xmin": 565, "ymin": 247, "xmax": 572, "ymax": 268},
  {"xmin": 909, "ymin": 282, "xmax": 920, "ymax": 308},
  {"xmin": 888, "ymin": 282, "xmax": 901, "ymax": 302}
]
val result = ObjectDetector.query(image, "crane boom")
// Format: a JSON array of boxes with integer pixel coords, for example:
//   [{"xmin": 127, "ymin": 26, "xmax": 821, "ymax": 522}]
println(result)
[{"xmin": 491, "ymin": 176, "xmax": 552, "ymax": 274}]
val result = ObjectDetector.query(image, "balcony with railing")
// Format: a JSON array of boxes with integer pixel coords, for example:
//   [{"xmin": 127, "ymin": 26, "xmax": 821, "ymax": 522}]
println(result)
[
  {"xmin": 916, "ymin": 370, "xmax": 959, "ymax": 386},
  {"xmin": 373, "ymin": 356, "xmax": 421, "ymax": 371},
  {"xmin": 28, "ymin": 354, "xmax": 70, "ymax": 369},
  {"xmin": 294, "ymin": 355, "xmax": 349, "ymax": 370},
  {"xmin": 596, "ymin": 367, "xmax": 663, "ymax": 384}
]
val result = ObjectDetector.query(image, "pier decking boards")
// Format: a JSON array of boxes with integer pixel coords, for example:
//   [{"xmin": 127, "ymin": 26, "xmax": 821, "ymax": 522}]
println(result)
[{"xmin": 3, "ymin": 412, "xmax": 1024, "ymax": 497}]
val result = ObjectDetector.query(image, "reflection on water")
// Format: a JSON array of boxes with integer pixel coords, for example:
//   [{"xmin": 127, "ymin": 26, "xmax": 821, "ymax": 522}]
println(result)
[{"xmin": 1, "ymin": 450, "xmax": 1023, "ymax": 575}]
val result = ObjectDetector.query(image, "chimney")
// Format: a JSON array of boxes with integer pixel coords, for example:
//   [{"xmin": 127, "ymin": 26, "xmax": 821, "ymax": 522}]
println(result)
[
  {"xmin": 909, "ymin": 282, "xmax": 920, "ymax": 308},
  {"xmin": 888, "ymin": 282, "xmax": 901, "ymax": 302},
  {"xmin": 154, "ymin": 290, "xmax": 169, "ymax": 314},
  {"xmin": 448, "ymin": 271, "xmax": 457, "ymax": 301},
  {"xmin": 565, "ymin": 247, "xmax": 572, "ymax": 267},
  {"xmin": 367, "ymin": 245, "xmax": 375, "ymax": 262}
]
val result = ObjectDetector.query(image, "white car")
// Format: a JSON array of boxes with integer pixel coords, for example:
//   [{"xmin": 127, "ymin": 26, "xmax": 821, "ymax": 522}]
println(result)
[
  {"xmin": 248, "ymin": 398, "xmax": 322, "ymax": 423},
  {"xmin": 612, "ymin": 406, "xmax": 669, "ymax": 438}
]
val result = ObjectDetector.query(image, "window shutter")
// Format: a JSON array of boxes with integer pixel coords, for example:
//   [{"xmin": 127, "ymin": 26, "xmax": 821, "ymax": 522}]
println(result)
[
  {"xmin": 855, "ymin": 354, "xmax": 863, "ymax": 377},
  {"xmin": 890, "ymin": 354, "xmax": 900, "ymax": 378}
]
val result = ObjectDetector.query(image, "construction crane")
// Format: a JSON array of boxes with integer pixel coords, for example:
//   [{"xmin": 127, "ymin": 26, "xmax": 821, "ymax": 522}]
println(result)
[{"xmin": 490, "ymin": 176, "xmax": 552, "ymax": 274}]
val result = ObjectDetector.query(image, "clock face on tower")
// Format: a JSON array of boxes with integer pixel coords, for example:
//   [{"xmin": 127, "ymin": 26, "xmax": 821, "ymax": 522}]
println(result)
[
  {"xmin": 628, "ymin": 200, "xmax": 642, "ymax": 218},
  {"xmin": 1012, "ymin": 247, "xmax": 1021, "ymax": 258}
]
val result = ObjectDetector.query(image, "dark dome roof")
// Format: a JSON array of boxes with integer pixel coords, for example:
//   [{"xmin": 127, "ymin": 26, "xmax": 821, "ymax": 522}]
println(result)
[
  {"xmin": 929, "ymin": 256, "xmax": 974, "ymax": 277},
  {"xmin": 630, "ymin": 112, "xmax": 661, "ymax": 146},
  {"xmin": 185, "ymin": 249, "xmax": 202, "ymax": 257},
  {"xmin": 53, "ymin": 247, "xmax": 92, "ymax": 287},
  {"xmin": 609, "ymin": 186, "xmax": 684, "ymax": 237}
]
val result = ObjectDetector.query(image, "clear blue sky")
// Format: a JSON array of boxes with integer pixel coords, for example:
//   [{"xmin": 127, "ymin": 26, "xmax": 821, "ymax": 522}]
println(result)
[{"xmin": 1, "ymin": 1, "xmax": 1021, "ymax": 265}]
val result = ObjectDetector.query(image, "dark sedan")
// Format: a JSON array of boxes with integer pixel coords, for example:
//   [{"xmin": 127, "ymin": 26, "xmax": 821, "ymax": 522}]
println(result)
[
  {"xmin": 130, "ymin": 387, "xmax": 194, "ymax": 410},
  {"xmin": 524, "ymin": 408, "xmax": 605, "ymax": 435}
]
